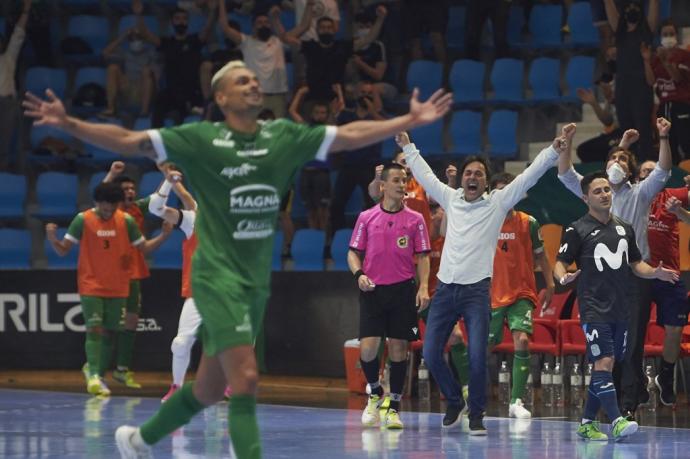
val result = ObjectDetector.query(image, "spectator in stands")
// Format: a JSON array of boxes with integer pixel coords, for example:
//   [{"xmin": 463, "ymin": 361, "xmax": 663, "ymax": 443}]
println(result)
[
  {"xmin": 0, "ymin": 0, "xmax": 30, "ymax": 170},
  {"xmin": 140, "ymin": 3, "xmax": 216, "ymax": 127},
  {"xmin": 403, "ymin": 0, "xmax": 448, "ymax": 63},
  {"xmin": 216, "ymin": 2, "xmax": 291, "ymax": 118},
  {"xmin": 328, "ymin": 81, "xmax": 384, "ymax": 237},
  {"xmin": 289, "ymin": 85, "xmax": 343, "ymax": 230},
  {"xmin": 590, "ymin": 0, "xmax": 614, "ymax": 54},
  {"xmin": 285, "ymin": 5, "xmax": 388, "ymax": 102},
  {"xmin": 575, "ymin": 82, "xmax": 624, "ymax": 163},
  {"xmin": 101, "ymin": 28, "xmax": 156, "ymax": 119},
  {"xmin": 464, "ymin": 0, "xmax": 509, "ymax": 61},
  {"xmin": 349, "ymin": 10, "xmax": 397, "ymax": 103},
  {"xmin": 644, "ymin": 19, "xmax": 690, "ymax": 163},
  {"xmin": 641, "ymin": 164, "xmax": 690, "ymax": 407},
  {"xmin": 604, "ymin": 0, "xmax": 658, "ymax": 161}
]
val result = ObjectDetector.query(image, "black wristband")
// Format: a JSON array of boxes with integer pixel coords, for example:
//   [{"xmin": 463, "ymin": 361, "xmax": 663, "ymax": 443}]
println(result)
[
  {"xmin": 354, "ymin": 269, "xmax": 364, "ymax": 281},
  {"xmin": 659, "ymin": 135, "xmax": 669, "ymax": 139}
]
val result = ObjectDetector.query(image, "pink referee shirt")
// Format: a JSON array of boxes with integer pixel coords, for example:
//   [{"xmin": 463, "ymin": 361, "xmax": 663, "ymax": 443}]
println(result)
[{"xmin": 349, "ymin": 204, "xmax": 431, "ymax": 286}]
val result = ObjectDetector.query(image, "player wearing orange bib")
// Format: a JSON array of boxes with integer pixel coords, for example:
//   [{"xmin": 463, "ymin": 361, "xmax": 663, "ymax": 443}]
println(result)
[
  {"xmin": 45, "ymin": 182, "xmax": 163, "ymax": 397},
  {"xmin": 488, "ymin": 173, "xmax": 555, "ymax": 419}
]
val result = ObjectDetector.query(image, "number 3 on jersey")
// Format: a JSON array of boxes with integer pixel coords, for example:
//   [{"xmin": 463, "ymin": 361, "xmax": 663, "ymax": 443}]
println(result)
[{"xmin": 103, "ymin": 239, "xmax": 110, "ymax": 249}]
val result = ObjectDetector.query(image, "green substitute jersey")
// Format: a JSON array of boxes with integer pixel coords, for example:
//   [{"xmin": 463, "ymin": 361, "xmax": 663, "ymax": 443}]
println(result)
[{"xmin": 148, "ymin": 119, "xmax": 336, "ymax": 288}]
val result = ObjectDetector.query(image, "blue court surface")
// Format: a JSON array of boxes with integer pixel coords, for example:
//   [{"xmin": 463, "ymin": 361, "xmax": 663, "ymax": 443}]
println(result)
[{"xmin": 1, "ymin": 388, "xmax": 689, "ymax": 458}]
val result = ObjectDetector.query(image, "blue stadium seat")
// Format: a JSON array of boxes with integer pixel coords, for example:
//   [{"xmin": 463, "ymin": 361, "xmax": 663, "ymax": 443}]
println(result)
[
  {"xmin": 44, "ymin": 228, "xmax": 78, "ymax": 269},
  {"xmin": 449, "ymin": 110, "xmax": 482, "ymax": 155},
  {"xmin": 79, "ymin": 118, "xmax": 124, "ymax": 166},
  {"xmin": 118, "ymin": 15, "xmax": 159, "ymax": 35},
  {"xmin": 330, "ymin": 228, "xmax": 352, "ymax": 271},
  {"xmin": 280, "ymin": 10, "xmax": 296, "ymax": 33},
  {"xmin": 0, "ymin": 229, "xmax": 31, "ymax": 269},
  {"xmin": 29, "ymin": 125, "xmax": 73, "ymax": 166},
  {"xmin": 0, "ymin": 18, "xmax": 5, "ymax": 36},
  {"xmin": 407, "ymin": 60, "xmax": 443, "ymax": 100},
  {"xmin": 134, "ymin": 117, "xmax": 152, "ymax": 131},
  {"xmin": 567, "ymin": 2, "xmax": 599, "ymax": 48},
  {"xmin": 272, "ymin": 230, "xmax": 284, "ymax": 271},
  {"xmin": 34, "ymin": 172, "xmax": 79, "ymax": 220},
  {"xmin": 88, "ymin": 172, "xmax": 107, "ymax": 194},
  {"xmin": 74, "ymin": 67, "xmax": 107, "ymax": 93},
  {"xmin": 487, "ymin": 110, "xmax": 518, "ymax": 158},
  {"xmin": 449, "ymin": 59, "xmax": 485, "ymax": 106},
  {"xmin": 409, "ymin": 121, "xmax": 444, "ymax": 154},
  {"xmin": 528, "ymin": 5, "xmax": 562, "ymax": 48},
  {"xmin": 286, "ymin": 62, "xmax": 294, "ymax": 95},
  {"xmin": 490, "ymin": 58, "xmax": 525, "ymax": 104},
  {"xmin": 25, "ymin": 67, "xmax": 68, "ymax": 99},
  {"xmin": 564, "ymin": 55, "xmax": 595, "ymax": 102},
  {"xmin": 381, "ymin": 138, "xmax": 399, "ymax": 159},
  {"xmin": 446, "ymin": 6, "xmax": 466, "ymax": 51},
  {"xmin": 67, "ymin": 15, "xmax": 110, "ymax": 57},
  {"xmin": 183, "ymin": 115, "xmax": 202, "ymax": 124},
  {"xmin": 528, "ymin": 57, "xmax": 561, "ymax": 103},
  {"xmin": 344, "ymin": 185, "xmax": 365, "ymax": 218},
  {"xmin": 139, "ymin": 171, "xmax": 163, "ymax": 196},
  {"xmin": 0, "ymin": 173, "xmax": 26, "ymax": 219},
  {"xmin": 507, "ymin": 5, "xmax": 526, "ymax": 47},
  {"xmin": 151, "ymin": 230, "xmax": 185, "ymax": 268},
  {"xmin": 291, "ymin": 177, "xmax": 308, "ymax": 221},
  {"xmin": 291, "ymin": 229, "xmax": 325, "ymax": 271}
]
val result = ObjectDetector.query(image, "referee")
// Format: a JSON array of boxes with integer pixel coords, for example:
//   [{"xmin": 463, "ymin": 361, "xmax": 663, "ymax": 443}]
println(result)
[
  {"xmin": 555, "ymin": 172, "xmax": 678, "ymax": 442},
  {"xmin": 348, "ymin": 162, "xmax": 431, "ymax": 430}
]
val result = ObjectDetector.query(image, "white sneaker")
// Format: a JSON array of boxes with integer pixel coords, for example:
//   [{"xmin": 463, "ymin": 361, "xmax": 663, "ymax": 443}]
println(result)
[
  {"xmin": 115, "ymin": 426, "xmax": 152, "ymax": 458},
  {"xmin": 361, "ymin": 395, "xmax": 382, "ymax": 427},
  {"xmin": 509, "ymin": 399, "xmax": 532, "ymax": 419}
]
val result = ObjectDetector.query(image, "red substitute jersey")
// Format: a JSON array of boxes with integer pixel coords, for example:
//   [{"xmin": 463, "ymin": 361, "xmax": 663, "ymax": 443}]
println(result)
[
  {"xmin": 350, "ymin": 204, "xmax": 431, "ymax": 286},
  {"xmin": 179, "ymin": 209, "xmax": 198, "ymax": 298},
  {"xmin": 647, "ymin": 187, "xmax": 688, "ymax": 272},
  {"xmin": 122, "ymin": 197, "xmax": 151, "ymax": 280},
  {"xmin": 652, "ymin": 48, "xmax": 690, "ymax": 104},
  {"xmin": 491, "ymin": 211, "xmax": 542, "ymax": 308},
  {"xmin": 404, "ymin": 177, "xmax": 432, "ymax": 232}
]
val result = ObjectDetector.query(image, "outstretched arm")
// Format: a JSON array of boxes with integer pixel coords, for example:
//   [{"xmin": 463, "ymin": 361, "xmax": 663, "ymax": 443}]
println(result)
[
  {"xmin": 328, "ymin": 89, "xmax": 452, "ymax": 153},
  {"xmin": 603, "ymin": 0, "xmax": 619, "ymax": 31},
  {"xmin": 353, "ymin": 5, "xmax": 387, "ymax": 51},
  {"xmin": 637, "ymin": 118, "xmax": 672, "ymax": 201},
  {"xmin": 556, "ymin": 124, "xmax": 584, "ymax": 198},
  {"xmin": 45, "ymin": 223, "xmax": 73, "ymax": 257},
  {"xmin": 24, "ymin": 90, "xmax": 158, "ymax": 161},
  {"xmin": 288, "ymin": 86, "xmax": 309, "ymax": 124},
  {"xmin": 137, "ymin": 223, "xmax": 173, "ymax": 255},
  {"xmin": 632, "ymin": 261, "xmax": 679, "ymax": 282},
  {"xmin": 218, "ymin": 0, "xmax": 243, "ymax": 45}
]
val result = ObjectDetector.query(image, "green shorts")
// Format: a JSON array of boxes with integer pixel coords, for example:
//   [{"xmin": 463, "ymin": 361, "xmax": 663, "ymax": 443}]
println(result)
[
  {"xmin": 81, "ymin": 296, "xmax": 126, "ymax": 330},
  {"xmin": 192, "ymin": 267, "xmax": 269, "ymax": 356},
  {"xmin": 125, "ymin": 280, "xmax": 142, "ymax": 314},
  {"xmin": 488, "ymin": 298, "xmax": 534, "ymax": 346}
]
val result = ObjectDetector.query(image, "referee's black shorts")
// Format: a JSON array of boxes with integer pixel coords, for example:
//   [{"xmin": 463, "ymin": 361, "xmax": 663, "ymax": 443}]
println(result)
[{"xmin": 359, "ymin": 278, "xmax": 419, "ymax": 341}]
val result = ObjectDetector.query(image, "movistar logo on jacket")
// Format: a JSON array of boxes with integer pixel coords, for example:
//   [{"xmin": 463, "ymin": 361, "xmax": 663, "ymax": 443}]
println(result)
[{"xmin": 594, "ymin": 239, "xmax": 628, "ymax": 272}]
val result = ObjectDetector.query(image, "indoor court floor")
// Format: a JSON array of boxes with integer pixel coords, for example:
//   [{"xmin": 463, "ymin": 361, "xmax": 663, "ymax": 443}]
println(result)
[{"xmin": 1, "ymin": 387, "xmax": 689, "ymax": 458}]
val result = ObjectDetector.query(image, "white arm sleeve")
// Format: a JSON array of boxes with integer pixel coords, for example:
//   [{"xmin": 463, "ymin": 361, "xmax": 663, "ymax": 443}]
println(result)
[
  {"xmin": 558, "ymin": 165, "xmax": 585, "ymax": 199},
  {"xmin": 148, "ymin": 180, "xmax": 173, "ymax": 216},
  {"xmin": 403, "ymin": 143, "xmax": 455, "ymax": 209},
  {"xmin": 495, "ymin": 145, "xmax": 559, "ymax": 212}
]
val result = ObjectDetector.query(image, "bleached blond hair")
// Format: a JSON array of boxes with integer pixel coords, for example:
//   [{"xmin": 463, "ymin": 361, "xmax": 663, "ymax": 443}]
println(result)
[{"xmin": 211, "ymin": 60, "xmax": 247, "ymax": 93}]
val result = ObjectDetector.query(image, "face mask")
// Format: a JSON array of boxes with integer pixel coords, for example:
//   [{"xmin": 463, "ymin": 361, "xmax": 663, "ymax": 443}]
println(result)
[
  {"xmin": 173, "ymin": 23, "xmax": 188, "ymax": 35},
  {"xmin": 355, "ymin": 27, "xmax": 370, "ymax": 39},
  {"xmin": 129, "ymin": 40, "xmax": 145, "ymax": 53},
  {"xmin": 256, "ymin": 26, "xmax": 272, "ymax": 42},
  {"xmin": 661, "ymin": 36, "xmax": 678, "ymax": 48},
  {"xmin": 625, "ymin": 9, "xmax": 641, "ymax": 24},
  {"xmin": 607, "ymin": 162, "xmax": 627, "ymax": 185},
  {"xmin": 318, "ymin": 33, "xmax": 334, "ymax": 45}
]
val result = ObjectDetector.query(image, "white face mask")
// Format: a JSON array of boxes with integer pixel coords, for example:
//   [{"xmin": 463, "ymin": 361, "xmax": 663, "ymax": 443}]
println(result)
[
  {"xmin": 661, "ymin": 36, "xmax": 678, "ymax": 49},
  {"xmin": 607, "ymin": 162, "xmax": 627, "ymax": 185}
]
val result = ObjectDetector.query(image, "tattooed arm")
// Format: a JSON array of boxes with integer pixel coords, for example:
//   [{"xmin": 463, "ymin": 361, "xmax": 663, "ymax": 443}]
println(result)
[{"xmin": 23, "ymin": 90, "xmax": 158, "ymax": 160}]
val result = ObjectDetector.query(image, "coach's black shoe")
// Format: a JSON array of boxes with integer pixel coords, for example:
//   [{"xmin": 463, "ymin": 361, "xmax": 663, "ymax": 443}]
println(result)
[
  {"xmin": 442, "ymin": 399, "xmax": 465, "ymax": 429},
  {"xmin": 469, "ymin": 416, "xmax": 487, "ymax": 436},
  {"xmin": 655, "ymin": 374, "xmax": 676, "ymax": 406}
]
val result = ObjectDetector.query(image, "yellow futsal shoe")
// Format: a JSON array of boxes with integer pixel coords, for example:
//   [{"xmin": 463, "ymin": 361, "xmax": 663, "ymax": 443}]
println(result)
[
  {"xmin": 362, "ymin": 395, "xmax": 382, "ymax": 427},
  {"xmin": 379, "ymin": 395, "xmax": 391, "ymax": 415},
  {"xmin": 384, "ymin": 409, "xmax": 404, "ymax": 429},
  {"xmin": 87, "ymin": 375, "xmax": 111, "ymax": 397},
  {"xmin": 113, "ymin": 369, "xmax": 142, "ymax": 389}
]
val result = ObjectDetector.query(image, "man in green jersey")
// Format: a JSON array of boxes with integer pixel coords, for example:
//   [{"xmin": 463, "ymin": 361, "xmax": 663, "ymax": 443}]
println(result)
[{"xmin": 24, "ymin": 60, "xmax": 452, "ymax": 459}]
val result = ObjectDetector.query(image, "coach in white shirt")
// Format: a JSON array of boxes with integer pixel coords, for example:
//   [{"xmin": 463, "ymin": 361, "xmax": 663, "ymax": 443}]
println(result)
[{"xmin": 397, "ymin": 124, "xmax": 574, "ymax": 435}]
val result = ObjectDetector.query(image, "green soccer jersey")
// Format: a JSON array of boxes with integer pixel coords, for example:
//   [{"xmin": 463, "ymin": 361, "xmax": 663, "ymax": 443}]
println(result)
[{"xmin": 148, "ymin": 119, "xmax": 336, "ymax": 288}]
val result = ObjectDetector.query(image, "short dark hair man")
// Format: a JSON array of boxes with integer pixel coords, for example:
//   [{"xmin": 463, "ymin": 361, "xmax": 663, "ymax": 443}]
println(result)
[{"xmin": 554, "ymin": 171, "xmax": 678, "ymax": 442}]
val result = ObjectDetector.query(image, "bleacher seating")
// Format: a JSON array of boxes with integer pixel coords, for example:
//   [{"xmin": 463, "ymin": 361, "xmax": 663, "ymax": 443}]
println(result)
[
  {"xmin": 0, "ymin": 229, "xmax": 32, "ymax": 269},
  {"xmin": 0, "ymin": 173, "xmax": 26, "ymax": 219},
  {"xmin": 291, "ymin": 229, "xmax": 325, "ymax": 271},
  {"xmin": 449, "ymin": 59, "xmax": 485, "ymax": 107},
  {"xmin": 33, "ymin": 172, "xmax": 79, "ymax": 220},
  {"xmin": 490, "ymin": 58, "xmax": 525, "ymax": 105},
  {"xmin": 406, "ymin": 60, "xmax": 443, "ymax": 100},
  {"xmin": 43, "ymin": 228, "xmax": 78, "ymax": 269},
  {"xmin": 449, "ymin": 110, "xmax": 482, "ymax": 155},
  {"xmin": 330, "ymin": 229, "xmax": 352, "ymax": 271},
  {"xmin": 487, "ymin": 110, "xmax": 519, "ymax": 158}
]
